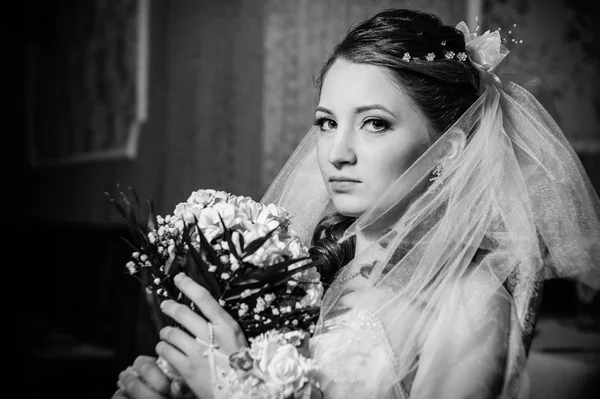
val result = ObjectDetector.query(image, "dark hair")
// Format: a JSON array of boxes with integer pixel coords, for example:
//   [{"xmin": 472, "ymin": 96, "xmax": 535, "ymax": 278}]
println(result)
[
  {"xmin": 309, "ymin": 212, "xmax": 356, "ymax": 284},
  {"xmin": 316, "ymin": 8, "xmax": 480, "ymax": 138},
  {"xmin": 311, "ymin": 9, "xmax": 481, "ymax": 280}
]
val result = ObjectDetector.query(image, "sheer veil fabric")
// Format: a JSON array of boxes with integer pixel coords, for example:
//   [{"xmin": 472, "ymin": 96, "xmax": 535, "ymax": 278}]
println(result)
[{"xmin": 259, "ymin": 37, "xmax": 600, "ymax": 399}]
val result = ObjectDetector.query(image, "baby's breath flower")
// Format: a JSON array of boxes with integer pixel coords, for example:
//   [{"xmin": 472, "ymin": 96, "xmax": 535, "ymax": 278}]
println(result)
[
  {"xmin": 132, "ymin": 252, "xmax": 140, "ymax": 258},
  {"xmin": 254, "ymin": 297, "xmax": 266, "ymax": 313},
  {"xmin": 126, "ymin": 261, "xmax": 136, "ymax": 274},
  {"xmin": 208, "ymin": 265, "xmax": 217, "ymax": 272},
  {"xmin": 238, "ymin": 303, "xmax": 249, "ymax": 317},
  {"xmin": 140, "ymin": 254, "xmax": 148, "ymax": 262},
  {"xmin": 221, "ymin": 272, "xmax": 231, "ymax": 280},
  {"xmin": 264, "ymin": 293, "xmax": 276, "ymax": 303}
]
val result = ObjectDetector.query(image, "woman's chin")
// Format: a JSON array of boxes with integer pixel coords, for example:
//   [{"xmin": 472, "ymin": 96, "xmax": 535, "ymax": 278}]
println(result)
[{"xmin": 332, "ymin": 198, "xmax": 368, "ymax": 218}]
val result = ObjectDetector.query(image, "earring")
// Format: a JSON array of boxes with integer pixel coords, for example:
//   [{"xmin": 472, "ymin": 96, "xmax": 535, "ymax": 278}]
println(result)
[{"xmin": 429, "ymin": 164, "xmax": 444, "ymax": 182}]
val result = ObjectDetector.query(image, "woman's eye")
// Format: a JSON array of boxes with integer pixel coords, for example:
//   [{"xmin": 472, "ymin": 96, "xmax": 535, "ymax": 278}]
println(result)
[
  {"xmin": 314, "ymin": 117, "xmax": 337, "ymax": 131},
  {"xmin": 363, "ymin": 118, "xmax": 390, "ymax": 133}
]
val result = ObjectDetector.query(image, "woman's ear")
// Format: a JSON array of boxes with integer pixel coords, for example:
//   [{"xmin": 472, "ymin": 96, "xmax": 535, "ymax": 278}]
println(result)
[{"xmin": 443, "ymin": 127, "xmax": 466, "ymax": 162}]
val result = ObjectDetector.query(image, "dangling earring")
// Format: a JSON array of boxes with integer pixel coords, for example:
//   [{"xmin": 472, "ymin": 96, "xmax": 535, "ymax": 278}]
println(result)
[
  {"xmin": 429, "ymin": 164, "xmax": 444, "ymax": 183},
  {"xmin": 429, "ymin": 164, "xmax": 444, "ymax": 193}
]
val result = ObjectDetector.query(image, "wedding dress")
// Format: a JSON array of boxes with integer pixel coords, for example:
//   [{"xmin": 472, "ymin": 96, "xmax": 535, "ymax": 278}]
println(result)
[{"xmin": 206, "ymin": 23, "xmax": 600, "ymax": 399}]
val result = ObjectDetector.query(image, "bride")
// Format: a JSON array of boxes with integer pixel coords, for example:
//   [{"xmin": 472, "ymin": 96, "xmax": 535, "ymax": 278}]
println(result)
[{"xmin": 114, "ymin": 8, "xmax": 600, "ymax": 399}]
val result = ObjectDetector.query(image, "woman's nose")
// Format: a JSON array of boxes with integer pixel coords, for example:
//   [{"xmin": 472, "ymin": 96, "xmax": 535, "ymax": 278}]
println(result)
[{"xmin": 328, "ymin": 128, "xmax": 357, "ymax": 166}]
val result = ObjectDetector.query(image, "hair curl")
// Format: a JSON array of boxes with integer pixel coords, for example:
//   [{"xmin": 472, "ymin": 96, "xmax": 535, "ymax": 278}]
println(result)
[{"xmin": 309, "ymin": 212, "xmax": 356, "ymax": 284}]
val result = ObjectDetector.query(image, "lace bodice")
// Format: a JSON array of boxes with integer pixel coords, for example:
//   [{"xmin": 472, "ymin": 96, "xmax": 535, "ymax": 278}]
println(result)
[{"xmin": 309, "ymin": 308, "xmax": 410, "ymax": 399}]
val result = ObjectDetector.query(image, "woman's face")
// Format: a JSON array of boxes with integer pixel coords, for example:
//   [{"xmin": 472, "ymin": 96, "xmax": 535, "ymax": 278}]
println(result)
[{"xmin": 316, "ymin": 59, "xmax": 431, "ymax": 217}]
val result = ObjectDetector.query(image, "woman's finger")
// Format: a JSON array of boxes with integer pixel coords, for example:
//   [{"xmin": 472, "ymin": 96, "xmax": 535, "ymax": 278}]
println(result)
[
  {"xmin": 155, "ymin": 340, "xmax": 190, "ymax": 377},
  {"xmin": 111, "ymin": 387, "xmax": 127, "ymax": 399},
  {"xmin": 160, "ymin": 300, "xmax": 209, "ymax": 339},
  {"xmin": 118, "ymin": 367, "xmax": 166, "ymax": 399},
  {"xmin": 132, "ymin": 356, "xmax": 171, "ymax": 394},
  {"xmin": 160, "ymin": 326, "xmax": 204, "ymax": 357},
  {"xmin": 173, "ymin": 273, "xmax": 237, "ymax": 327}
]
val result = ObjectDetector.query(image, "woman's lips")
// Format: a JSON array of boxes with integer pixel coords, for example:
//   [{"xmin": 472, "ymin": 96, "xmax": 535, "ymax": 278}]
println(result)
[{"xmin": 329, "ymin": 179, "xmax": 360, "ymax": 191}]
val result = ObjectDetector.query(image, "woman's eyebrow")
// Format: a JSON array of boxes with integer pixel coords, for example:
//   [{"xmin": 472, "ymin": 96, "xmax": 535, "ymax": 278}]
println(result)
[
  {"xmin": 315, "ymin": 106, "xmax": 333, "ymax": 115},
  {"xmin": 354, "ymin": 104, "xmax": 394, "ymax": 115},
  {"xmin": 316, "ymin": 104, "xmax": 394, "ymax": 115}
]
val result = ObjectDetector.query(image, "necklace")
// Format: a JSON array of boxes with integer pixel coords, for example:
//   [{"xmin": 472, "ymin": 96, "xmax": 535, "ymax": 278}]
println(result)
[{"xmin": 334, "ymin": 262, "xmax": 375, "ymax": 284}]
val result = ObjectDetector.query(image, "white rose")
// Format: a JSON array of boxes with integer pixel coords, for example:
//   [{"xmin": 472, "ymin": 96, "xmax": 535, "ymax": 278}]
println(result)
[
  {"xmin": 186, "ymin": 189, "xmax": 216, "ymax": 206},
  {"xmin": 263, "ymin": 344, "xmax": 306, "ymax": 397},
  {"xmin": 300, "ymin": 285, "xmax": 323, "ymax": 307}
]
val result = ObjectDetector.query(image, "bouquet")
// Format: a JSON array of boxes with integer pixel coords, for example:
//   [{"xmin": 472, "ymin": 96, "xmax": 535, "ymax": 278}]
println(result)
[
  {"xmin": 225, "ymin": 329, "xmax": 320, "ymax": 399},
  {"xmin": 106, "ymin": 187, "xmax": 324, "ymax": 339}
]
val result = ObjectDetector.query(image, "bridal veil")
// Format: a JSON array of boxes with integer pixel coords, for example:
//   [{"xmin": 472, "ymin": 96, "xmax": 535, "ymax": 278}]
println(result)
[{"xmin": 260, "ymin": 22, "xmax": 600, "ymax": 398}]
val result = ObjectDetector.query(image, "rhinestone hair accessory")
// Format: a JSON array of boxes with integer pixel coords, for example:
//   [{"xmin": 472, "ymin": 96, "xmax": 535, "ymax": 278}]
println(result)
[{"xmin": 400, "ymin": 18, "xmax": 520, "ymax": 67}]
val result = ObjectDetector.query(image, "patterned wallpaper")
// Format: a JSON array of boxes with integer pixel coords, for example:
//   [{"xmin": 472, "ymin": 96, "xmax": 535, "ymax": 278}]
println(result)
[
  {"xmin": 261, "ymin": 0, "xmax": 469, "ymax": 192},
  {"xmin": 482, "ymin": 0, "xmax": 600, "ymax": 153}
]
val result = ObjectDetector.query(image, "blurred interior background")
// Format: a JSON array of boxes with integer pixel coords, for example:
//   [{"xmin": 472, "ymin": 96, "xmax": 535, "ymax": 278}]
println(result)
[{"xmin": 9, "ymin": 0, "xmax": 599, "ymax": 398}]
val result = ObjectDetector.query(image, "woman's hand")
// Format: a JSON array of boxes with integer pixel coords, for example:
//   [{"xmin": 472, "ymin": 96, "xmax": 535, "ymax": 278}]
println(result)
[
  {"xmin": 156, "ymin": 273, "xmax": 248, "ymax": 398},
  {"xmin": 112, "ymin": 356, "xmax": 171, "ymax": 399}
]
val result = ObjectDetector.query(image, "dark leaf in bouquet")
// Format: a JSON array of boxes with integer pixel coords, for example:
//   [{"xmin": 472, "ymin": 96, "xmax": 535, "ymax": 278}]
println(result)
[
  {"xmin": 120, "ymin": 236, "xmax": 142, "ymax": 253},
  {"xmin": 240, "ymin": 224, "xmax": 280, "ymax": 259},
  {"xmin": 223, "ymin": 261, "xmax": 319, "ymax": 300},
  {"xmin": 146, "ymin": 197, "xmax": 156, "ymax": 231},
  {"xmin": 120, "ymin": 191, "xmax": 140, "ymax": 228},
  {"xmin": 105, "ymin": 191, "xmax": 130, "ymax": 221},
  {"xmin": 192, "ymin": 216, "xmax": 221, "ymax": 270},
  {"xmin": 182, "ymin": 226, "xmax": 221, "ymax": 299},
  {"xmin": 127, "ymin": 186, "xmax": 153, "ymax": 232},
  {"xmin": 219, "ymin": 214, "xmax": 240, "ymax": 261},
  {"xmin": 230, "ymin": 257, "xmax": 311, "ymax": 285},
  {"xmin": 164, "ymin": 252, "xmax": 177, "ymax": 275},
  {"xmin": 128, "ymin": 186, "xmax": 142, "ymax": 210},
  {"xmin": 239, "ymin": 306, "xmax": 320, "ymax": 338}
]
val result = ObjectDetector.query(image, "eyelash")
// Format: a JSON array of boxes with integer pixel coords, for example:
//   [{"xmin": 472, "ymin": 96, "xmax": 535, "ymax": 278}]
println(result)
[
  {"xmin": 313, "ymin": 117, "xmax": 337, "ymax": 131},
  {"xmin": 313, "ymin": 117, "xmax": 390, "ymax": 133}
]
